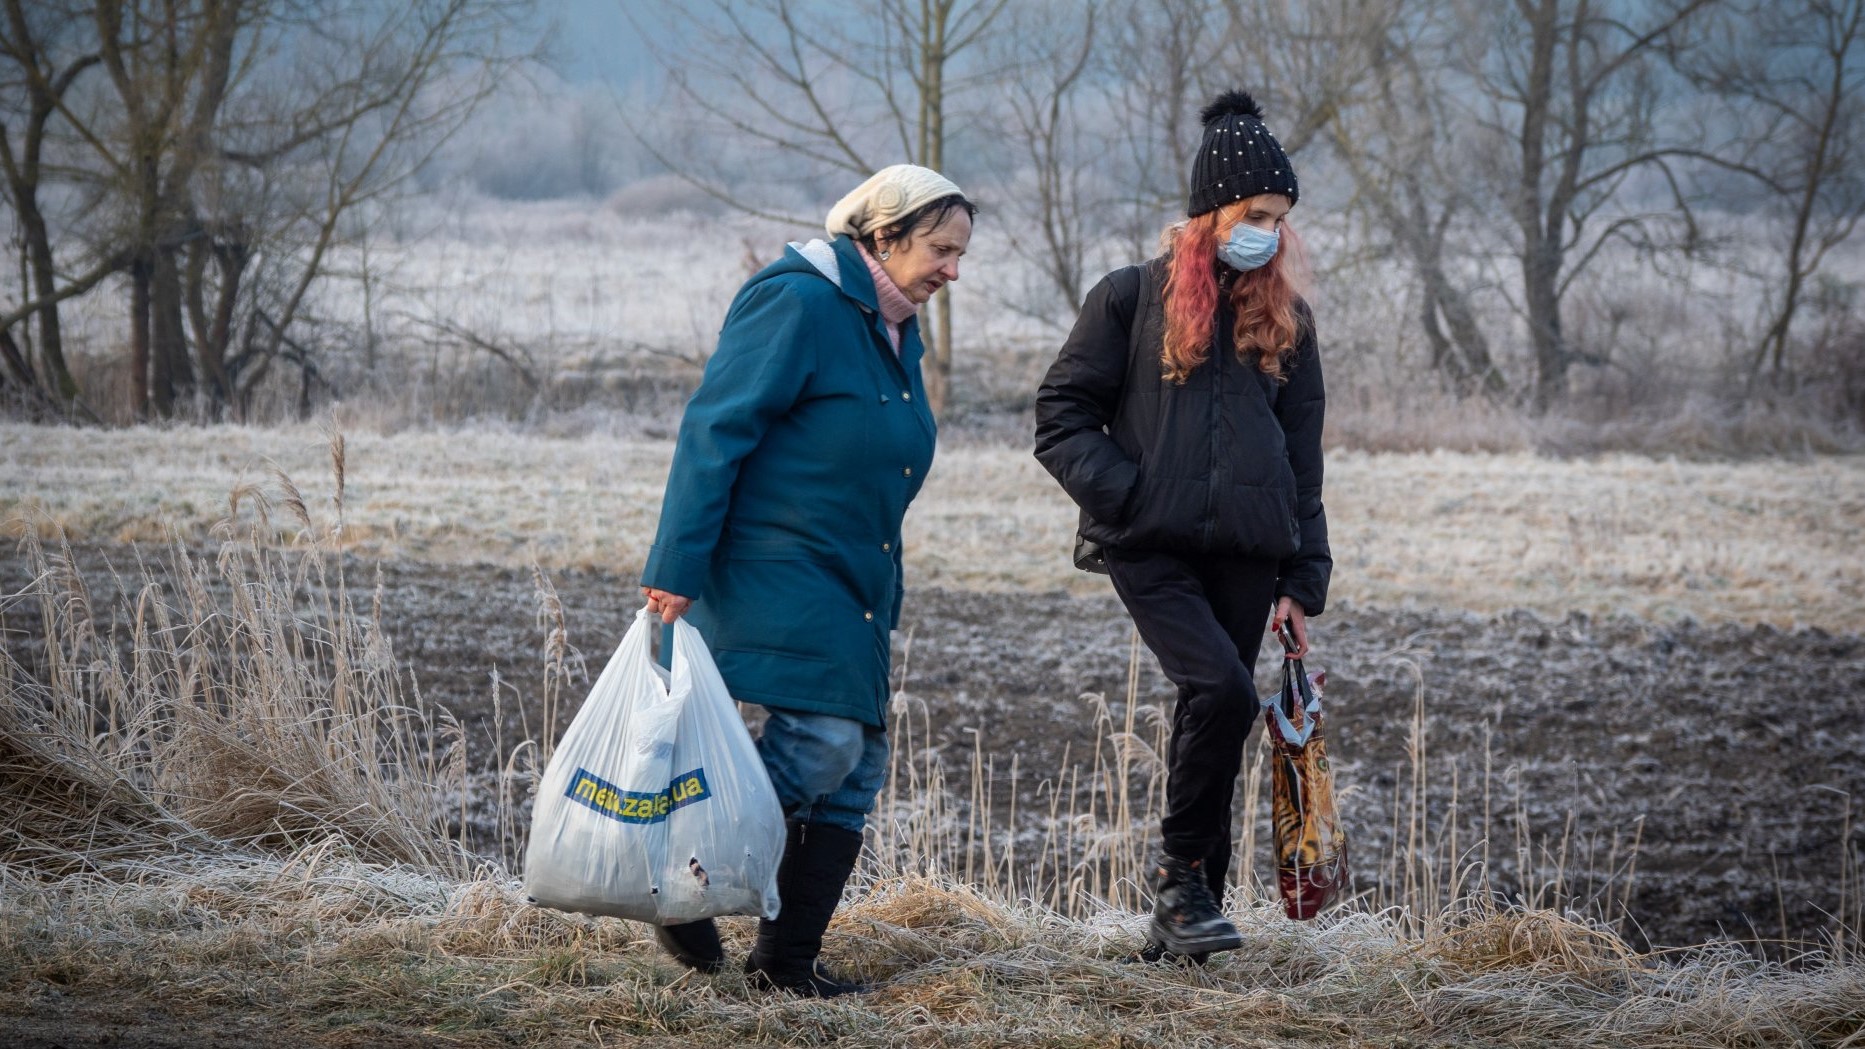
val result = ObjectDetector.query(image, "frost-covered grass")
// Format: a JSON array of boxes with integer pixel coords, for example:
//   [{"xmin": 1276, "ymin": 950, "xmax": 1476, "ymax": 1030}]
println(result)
[
  {"xmin": 2, "ymin": 498, "xmax": 1860, "ymax": 1047},
  {"xmin": 5, "ymin": 423, "xmax": 1861, "ymax": 631},
  {"xmin": 6, "ymin": 862, "xmax": 1861, "ymax": 1048}
]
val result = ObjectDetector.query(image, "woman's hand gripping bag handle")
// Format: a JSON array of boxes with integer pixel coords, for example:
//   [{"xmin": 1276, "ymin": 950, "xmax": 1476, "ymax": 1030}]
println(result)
[
  {"xmin": 1265, "ymin": 622, "xmax": 1350, "ymax": 920},
  {"xmin": 652, "ymin": 617, "xmax": 785, "ymax": 924},
  {"xmin": 524, "ymin": 610, "xmax": 785, "ymax": 925}
]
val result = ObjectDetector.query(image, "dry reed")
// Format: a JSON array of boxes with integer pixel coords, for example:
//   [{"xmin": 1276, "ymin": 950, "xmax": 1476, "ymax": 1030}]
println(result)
[{"xmin": 2, "ymin": 441, "xmax": 1861, "ymax": 1047}]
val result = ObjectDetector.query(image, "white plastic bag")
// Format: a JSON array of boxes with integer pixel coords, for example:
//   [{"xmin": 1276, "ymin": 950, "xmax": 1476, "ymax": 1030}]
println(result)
[{"xmin": 523, "ymin": 609, "xmax": 784, "ymax": 924}]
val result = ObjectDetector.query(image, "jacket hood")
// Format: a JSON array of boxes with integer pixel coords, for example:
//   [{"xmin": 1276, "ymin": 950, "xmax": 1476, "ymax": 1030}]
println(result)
[
  {"xmin": 755, "ymin": 234, "xmax": 918, "ymax": 371},
  {"xmin": 758, "ymin": 235, "xmax": 881, "ymax": 314}
]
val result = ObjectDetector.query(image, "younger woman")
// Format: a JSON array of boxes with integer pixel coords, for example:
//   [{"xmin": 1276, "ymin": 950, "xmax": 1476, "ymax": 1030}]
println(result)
[{"xmin": 1034, "ymin": 91, "xmax": 1330, "ymax": 959}]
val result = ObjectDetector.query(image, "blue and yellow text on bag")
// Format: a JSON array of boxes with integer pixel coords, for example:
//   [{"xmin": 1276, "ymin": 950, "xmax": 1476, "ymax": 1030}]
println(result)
[{"xmin": 566, "ymin": 766, "xmax": 712, "ymax": 825}]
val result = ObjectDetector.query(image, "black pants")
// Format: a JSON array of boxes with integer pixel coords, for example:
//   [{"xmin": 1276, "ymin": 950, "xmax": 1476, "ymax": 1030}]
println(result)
[{"xmin": 1105, "ymin": 546, "xmax": 1278, "ymax": 869}]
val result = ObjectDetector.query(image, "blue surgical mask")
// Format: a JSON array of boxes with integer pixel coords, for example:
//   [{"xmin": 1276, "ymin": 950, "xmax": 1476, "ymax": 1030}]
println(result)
[{"xmin": 1217, "ymin": 223, "xmax": 1279, "ymax": 271}]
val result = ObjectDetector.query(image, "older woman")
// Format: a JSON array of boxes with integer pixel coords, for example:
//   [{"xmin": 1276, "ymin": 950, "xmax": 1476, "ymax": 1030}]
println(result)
[
  {"xmin": 639, "ymin": 164, "xmax": 974, "ymax": 995},
  {"xmin": 1035, "ymin": 91, "xmax": 1331, "ymax": 960}
]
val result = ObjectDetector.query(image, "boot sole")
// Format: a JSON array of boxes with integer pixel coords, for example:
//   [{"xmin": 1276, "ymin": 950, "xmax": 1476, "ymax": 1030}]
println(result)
[
  {"xmin": 1125, "ymin": 941, "xmax": 1212, "ymax": 966},
  {"xmin": 1147, "ymin": 918, "xmax": 1243, "ymax": 956}
]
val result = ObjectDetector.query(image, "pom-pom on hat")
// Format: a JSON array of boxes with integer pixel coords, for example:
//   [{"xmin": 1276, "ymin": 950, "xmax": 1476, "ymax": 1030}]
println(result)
[
  {"xmin": 1187, "ymin": 90, "xmax": 1298, "ymax": 217},
  {"xmin": 827, "ymin": 164, "xmax": 965, "ymax": 239}
]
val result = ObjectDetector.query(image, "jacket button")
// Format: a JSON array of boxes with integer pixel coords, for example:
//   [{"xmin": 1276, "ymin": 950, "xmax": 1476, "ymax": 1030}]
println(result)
[
  {"xmin": 882, "ymin": 542, "xmax": 892, "ymax": 551},
  {"xmin": 902, "ymin": 391, "xmax": 912, "ymax": 401},
  {"xmin": 902, "ymin": 467, "xmax": 913, "ymax": 477},
  {"xmin": 863, "ymin": 610, "xmax": 874, "ymax": 621}
]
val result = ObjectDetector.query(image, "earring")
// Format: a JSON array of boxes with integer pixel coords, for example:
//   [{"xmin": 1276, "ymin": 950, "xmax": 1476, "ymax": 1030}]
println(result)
[{"xmin": 878, "ymin": 250, "xmax": 892, "ymax": 261}]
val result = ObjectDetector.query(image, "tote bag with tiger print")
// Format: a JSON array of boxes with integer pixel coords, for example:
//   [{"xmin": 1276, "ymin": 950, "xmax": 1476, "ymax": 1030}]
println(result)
[{"xmin": 1266, "ymin": 625, "xmax": 1349, "ymax": 920}]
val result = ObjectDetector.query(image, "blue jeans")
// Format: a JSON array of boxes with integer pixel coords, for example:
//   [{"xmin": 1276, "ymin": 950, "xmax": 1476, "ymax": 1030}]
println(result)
[{"xmin": 755, "ymin": 708, "xmax": 889, "ymax": 834}]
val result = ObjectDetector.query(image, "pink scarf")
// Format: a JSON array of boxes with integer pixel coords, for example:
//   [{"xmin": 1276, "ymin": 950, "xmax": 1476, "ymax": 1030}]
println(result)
[{"xmin": 858, "ymin": 245, "xmax": 920, "ymax": 354}]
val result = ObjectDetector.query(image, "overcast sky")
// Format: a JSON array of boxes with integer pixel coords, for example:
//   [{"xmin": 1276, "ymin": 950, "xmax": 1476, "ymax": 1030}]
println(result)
[
  {"xmin": 548, "ymin": 0, "xmax": 701, "ymax": 86},
  {"xmin": 550, "ymin": 1, "xmax": 662, "ymax": 87}
]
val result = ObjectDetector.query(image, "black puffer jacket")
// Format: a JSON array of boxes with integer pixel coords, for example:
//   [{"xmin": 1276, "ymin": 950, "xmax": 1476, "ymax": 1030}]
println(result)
[{"xmin": 1033, "ymin": 259, "xmax": 1331, "ymax": 615}]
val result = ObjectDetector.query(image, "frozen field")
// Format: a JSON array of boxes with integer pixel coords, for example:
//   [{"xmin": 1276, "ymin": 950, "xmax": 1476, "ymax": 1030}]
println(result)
[{"xmin": 5, "ymin": 427, "xmax": 1861, "ymax": 951}]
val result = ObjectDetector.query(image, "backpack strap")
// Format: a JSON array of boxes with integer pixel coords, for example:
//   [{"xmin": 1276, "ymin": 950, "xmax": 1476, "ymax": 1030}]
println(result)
[{"xmin": 1109, "ymin": 257, "xmax": 1163, "ymax": 388}]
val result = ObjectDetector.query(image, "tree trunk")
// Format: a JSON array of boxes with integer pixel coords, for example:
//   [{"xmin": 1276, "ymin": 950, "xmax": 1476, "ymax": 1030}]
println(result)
[
  {"xmin": 0, "ymin": 325, "xmax": 37, "ymax": 389},
  {"xmin": 1750, "ymin": 15, "xmax": 1845, "ymax": 392},
  {"xmin": 925, "ymin": 294, "xmax": 952, "ymax": 414},
  {"xmin": 0, "ymin": 0, "xmax": 98, "ymax": 406},
  {"xmin": 16, "ymin": 197, "xmax": 79, "ymax": 401},
  {"xmin": 129, "ymin": 256, "xmax": 151, "ymax": 418},
  {"xmin": 150, "ymin": 246, "xmax": 193, "ymax": 415},
  {"xmin": 919, "ymin": 0, "xmax": 952, "ymax": 416},
  {"xmin": 1414, "ymin": 251, "xmax": 1505, "ymax": 396},
  {"xmin": 205, "ymin": 240, "xmax": 245, "ymax": 407},
  {"xmin": 1515, "ymin": 0, "xmax": 1567, "ymax": 413},
  {"xmin": 183, "ymin": 238, "xmax": 220, "ymax": 410},
  {"xmin": 1524, "ymin": 245, "xmax": 1567, "ymax": 411},
  {"xmin": 1401, "ymin": 191, "xmax": 1507, "ymax": 397},
  {"xmin": 1756, "ymin": 262, "xmax": 1807, "ymax": 391},
  {"xmin": 1419, "ymin": 285, "xmax": 1454, "ymax": 377}
]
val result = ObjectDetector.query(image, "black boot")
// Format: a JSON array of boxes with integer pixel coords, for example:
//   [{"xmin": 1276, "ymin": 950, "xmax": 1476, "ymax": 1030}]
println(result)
[
  {"xmin": 1147, "ymin": 854, "xmax": 1243, "ymax": 956},
  {"xmin": 1130, "ymin": 847, "xmax": 1231, "ymax": 965},
  {"xmin": 745, "ymin": 820, "xmax": 868, "ymax": 997},
  {"xmin": 1204, "ymin": 843, "xmax": 1232, "ymax": 903},
  {"xmin": 653, "ymin": 918, "xmax": 724, "ymax": 973}
]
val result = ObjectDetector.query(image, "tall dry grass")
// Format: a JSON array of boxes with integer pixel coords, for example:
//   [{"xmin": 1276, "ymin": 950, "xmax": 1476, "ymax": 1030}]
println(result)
[
  {"xmin": 3, "ymin": 440, "xmax": 474, "ymax": 882},
  {"xmin": 2, "ymin": 446, "xmax": 1862, "ymax": 1045}
]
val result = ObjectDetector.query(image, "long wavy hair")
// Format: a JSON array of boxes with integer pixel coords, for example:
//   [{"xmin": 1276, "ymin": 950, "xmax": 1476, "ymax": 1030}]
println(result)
[{"xmin": 1159, "ymin": 198, "xmax": 1311, "ymax": 384}]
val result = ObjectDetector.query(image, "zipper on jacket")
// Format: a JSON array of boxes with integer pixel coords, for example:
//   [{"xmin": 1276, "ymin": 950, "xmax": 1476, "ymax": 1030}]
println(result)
[{"xmin": 1201, "ymin": 323, "xmax": 1223, "ymax": 549}]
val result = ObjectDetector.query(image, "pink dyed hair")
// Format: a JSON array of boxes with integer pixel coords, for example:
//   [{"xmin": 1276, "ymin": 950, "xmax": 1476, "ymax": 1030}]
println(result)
[{"xmin": 1159, "ymin": 198, "xmax": 1311, "ymax": 384}]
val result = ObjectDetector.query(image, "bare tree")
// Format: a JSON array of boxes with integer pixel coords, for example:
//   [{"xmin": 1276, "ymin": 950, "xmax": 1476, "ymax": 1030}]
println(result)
[
  {"xmin": 0, "ymin": 0, "xmax": 536, "ymax": 422},
  {"xmin": 1211, "ymin": 0, "xmax": 1395, "ymax": 154},
  {"xmin": 1462, "ymin": 0, "xmax": 1716, "ymax": 411},
  {"xmin": 89, "ymin": 0, "xmax": 252, "ymax": 417},
  {"xmin": 979, "ymin": 0, "xmax": 1100, "ymax": 321},
  {"xmin": 1327, "ymin": 0, "xmax": 1507, "ymax": 396},
  {"xmin": 209, "ymin": 0, "xmax": 532, "ymax": 419},
  {"xmin": 1686, "ymin": 0, "xmax": 1865, "ymax": 391},
  {"xmin": 1102, "ymin": 0, "xmax": 1388, "ymax": 243},
  {"xmin": 629, "ymin": 0, "xmax": 1008, "ymax": 414},
  {"xmin": 0, "ymin": 0, "xmax": 107, "ymax": 412}
]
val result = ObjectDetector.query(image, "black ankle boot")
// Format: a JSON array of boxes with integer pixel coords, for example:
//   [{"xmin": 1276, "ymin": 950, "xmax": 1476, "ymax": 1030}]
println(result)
[
  {"xmin": 1147, "ymin": 854, "xmax": 1243, "ymax": 956},
  {"xmin": 653, "ymin": 918, "xmax": 724, "ymax": 973},
  {"xmin": 745, "ymin": 821, "xmax": 869, "ymax": 996}
]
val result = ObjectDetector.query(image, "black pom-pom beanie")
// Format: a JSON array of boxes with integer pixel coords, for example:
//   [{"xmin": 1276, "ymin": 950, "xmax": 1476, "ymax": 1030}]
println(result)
[{"xmin": 1187, "ymin": 89, "xmax": 1299, "ymax": 217}]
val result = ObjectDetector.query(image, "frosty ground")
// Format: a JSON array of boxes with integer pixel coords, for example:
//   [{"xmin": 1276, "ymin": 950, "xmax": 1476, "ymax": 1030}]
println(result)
[
  {"xmin": 41, "ymin": 556, "xmax": 1865, "ymax": 948},
  {"xmin": 4, "ymin": 425, "xmax": 1864, "ymax": 1047}
]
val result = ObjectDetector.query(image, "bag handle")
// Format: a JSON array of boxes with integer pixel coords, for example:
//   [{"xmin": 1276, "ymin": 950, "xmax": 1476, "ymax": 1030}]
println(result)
[
  {"xmin": 1272, "ymin": 620, "xmax": 1302, "ymax": 658},
  {"xmin": 1265, "ymin": 621, "xmax": 1321, "ymax": 745}
]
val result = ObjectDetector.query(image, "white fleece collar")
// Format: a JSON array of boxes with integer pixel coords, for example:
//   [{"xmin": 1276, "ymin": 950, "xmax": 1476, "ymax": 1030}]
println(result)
[{"xmin": 787, "ymin": 239, "xmax": 842, "ymax": 288}]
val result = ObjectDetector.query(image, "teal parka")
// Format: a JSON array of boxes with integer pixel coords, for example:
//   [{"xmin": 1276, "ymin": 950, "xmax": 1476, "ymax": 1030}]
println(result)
[{"xmin": 641, "ymin": 236, "xmax": 936, "ymax": 728}]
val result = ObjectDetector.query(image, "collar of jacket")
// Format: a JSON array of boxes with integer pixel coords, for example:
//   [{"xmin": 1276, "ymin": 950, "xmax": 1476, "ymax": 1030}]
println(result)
[{"xmin": 774, "ymin": 236, "xmax": 923, "ymax": 375}]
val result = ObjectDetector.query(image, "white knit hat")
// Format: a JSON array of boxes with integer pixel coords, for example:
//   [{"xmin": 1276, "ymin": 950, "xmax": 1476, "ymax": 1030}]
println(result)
[{"xmin": 826, "ymin": 164, "xmax": 965, "ymax": 239}]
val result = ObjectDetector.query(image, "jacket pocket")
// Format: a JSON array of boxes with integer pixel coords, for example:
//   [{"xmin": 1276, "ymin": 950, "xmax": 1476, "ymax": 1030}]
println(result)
[
  {"xmin": 1118, "ymin": 473, "xmax": 1208, "ymax": 551},
  {"xmin": 1216, "ymin": 481, "xmax": 1300, "ymax": 560},
  {"xmin": 1074, "ymin": 455, "xmax": 1141, "ymax": 528}
]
